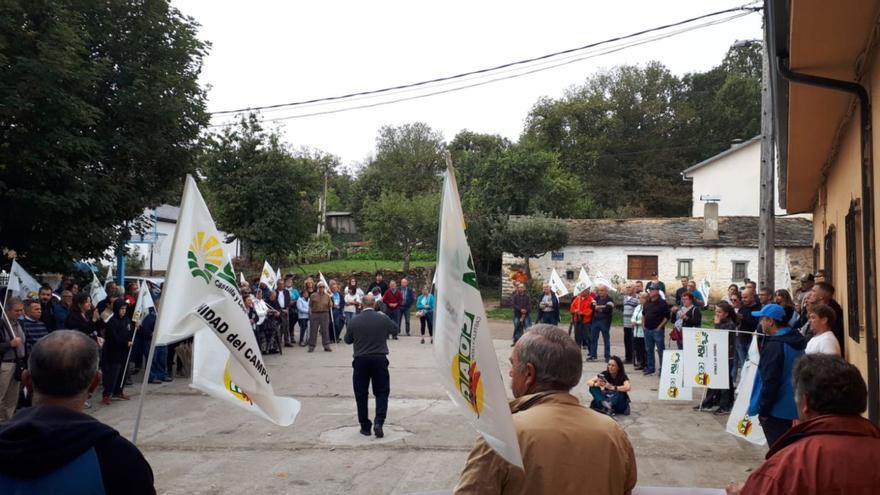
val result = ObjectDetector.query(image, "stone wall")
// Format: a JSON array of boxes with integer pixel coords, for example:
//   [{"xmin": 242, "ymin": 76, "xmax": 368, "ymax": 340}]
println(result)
[{"xmin": 501, "ymin": 246, "xmax": 813, "ymax": 304}]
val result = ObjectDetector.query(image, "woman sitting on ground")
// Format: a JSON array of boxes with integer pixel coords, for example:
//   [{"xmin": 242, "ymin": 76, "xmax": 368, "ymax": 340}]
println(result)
[
  {"xmin": 586, "ymin": 356, "xmax": 631, "ymax": 416},
  {"xmin": 805, "ymin": 303, "xmax": 841, "ymax": 356}
]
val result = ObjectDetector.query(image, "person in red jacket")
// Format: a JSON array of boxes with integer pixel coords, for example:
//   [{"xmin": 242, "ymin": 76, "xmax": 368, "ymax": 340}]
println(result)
[
  {"xmin": 382, "ymin": 281, "xmax": 404, "ymax": 340},
  {"xmin": 570, "ymin": 289, "xmax": 594, "ymax": 351},
  {"xmin": 727, "ymin": 354, "xmax": 880, "ymax": 495}
]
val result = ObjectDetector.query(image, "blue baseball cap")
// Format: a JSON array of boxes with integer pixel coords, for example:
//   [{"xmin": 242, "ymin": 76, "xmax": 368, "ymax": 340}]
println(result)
[{"xmin": 751, "ymin": 303, "xmax": 785, "ymax": 321}]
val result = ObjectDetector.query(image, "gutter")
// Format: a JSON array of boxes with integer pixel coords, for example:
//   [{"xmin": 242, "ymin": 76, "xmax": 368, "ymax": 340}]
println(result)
[{"xmin": 775, "ymin": 55, "xmax": 879, "ymax": 425}]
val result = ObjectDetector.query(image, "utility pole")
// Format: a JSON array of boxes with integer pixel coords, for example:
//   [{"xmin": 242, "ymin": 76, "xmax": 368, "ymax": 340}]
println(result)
[{"xmin": 757, "ymin": 26, "xmax": 776, "ymax": 291}]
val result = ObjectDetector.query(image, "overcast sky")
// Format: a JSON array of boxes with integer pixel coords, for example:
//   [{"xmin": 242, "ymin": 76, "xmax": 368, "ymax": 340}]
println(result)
[{"xmin": 174, "ymin": 0, "xmax": 761, "ymax": 169}]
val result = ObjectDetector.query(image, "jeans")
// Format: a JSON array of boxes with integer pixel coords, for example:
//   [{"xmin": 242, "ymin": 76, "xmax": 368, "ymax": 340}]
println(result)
[
  {"xmin": 512, "ymin": 315, "xmax": 532, "ymax": 343},
  {"xmin": 590, "ymin": 319, "xmax": 611, "ymax": 360},
  {"xmin": 588, "ymin": 386, "xmax": 630, "ymax": 414},
  {"xmin": 385, "ymin": 309, "xmax": 401, "ymax": 337},
  {"xmin": 149, "ymin": 345, "xmax": 169, "ymax": 381},
  {"xmin": 331, "ymin": 310, "xmax": 344, "ymax": 342},
  {"xmin": 400, "ymin": 308, "xmax": 412, "ymax": 335},
  {"xmin": 352, "ymin": 355, "xmax": 390, "ymax": 429},
  {"xmin": 644, "ymin": 328, "xmax": 665, "ymax": 372}
]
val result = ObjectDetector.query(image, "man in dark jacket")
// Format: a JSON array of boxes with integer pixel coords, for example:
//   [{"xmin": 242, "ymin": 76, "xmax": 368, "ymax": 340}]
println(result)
[
  {"xmin": 37, "ymin": 285, "xmax": 57, "ymax": 332},
  {"xmin": 735, "ymin": 288, "xmax": 762, "ymax": 380},
  {"xmin": 0, "ymin": 330, "xmax": 154, "ymax": 494},
  {"xmin": 748, "ymin": 304, "xmax": 806, "ymax": 447},
  {"xmin": 731, "ymin": 354, "xmax": 880, "ymax": 494},
  {"xmin": 398, "ymin": 278, "xmax": 416, "ymax": 337},
  {"xmin": 345, "ymin": 294, "xmax": 395, "ymax": 438}
]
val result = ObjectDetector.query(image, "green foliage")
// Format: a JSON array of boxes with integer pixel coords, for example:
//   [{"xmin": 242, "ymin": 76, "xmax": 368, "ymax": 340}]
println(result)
[
  {"xmin": 294, "ymin": 233, "xmax": 336, "ymax": 264},
  {"xmin": 293, "ymin": 259, "xmax": 435, "ymax": 275},
  {"xmin": 361, "ymin": 190, "xmax": 440, "ymax": 272},
  {"xmin": 495, "ymin": 217, "xmax": 568, "ymax": 278},
  {"xmin": 198, "ymin": 115, "xmax": 322, "ymax": 263},
  {"xmin": 0, "ymin": 0, "xmax": 209, "ymax": 271}
]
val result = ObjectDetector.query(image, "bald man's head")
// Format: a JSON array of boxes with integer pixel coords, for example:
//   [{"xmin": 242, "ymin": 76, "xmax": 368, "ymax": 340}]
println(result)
[{"xmin": 28, "ymin": 330, "xmax": 99, "ymax": 399}]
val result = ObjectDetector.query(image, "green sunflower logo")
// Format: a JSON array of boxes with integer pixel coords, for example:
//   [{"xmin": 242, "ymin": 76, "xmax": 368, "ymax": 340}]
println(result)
[{"xmin": 187, "ymin": 232, "xmax": 224, "ymax": 284}]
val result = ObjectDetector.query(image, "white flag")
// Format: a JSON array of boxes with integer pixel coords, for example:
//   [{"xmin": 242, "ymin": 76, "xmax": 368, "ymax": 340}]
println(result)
[
  {"xmin": 259, "ymin": 261, "xmax": 277, "ymax": 289},
  {"xmin": 239, "ymin": 272, "xmax": 246, "ymax": 284},
  {"xmin": 548, "ymin": 269, "xmax": 569, "ymax": 298},
  {"xmin": 781, "ymin": 259, "xmax": 793, "ymax": 293},
  {"xmin": 89, "ymin": 271, "xmax": 107, "ymax": 306},
  {"xmin": 726, "ymin": 339, "xmax": 766, "ymax": 445},
  {"xmin": 276, "ymin": 267, "xmax": 282, "ymax": 282},
  {"xmin": 105, "ymin": 264, "xmax": 114, "ymax": 287},
  {"xmin": 573, "ymin": 267, "xmax": 592, "ymax": 294},
  {"xmin": 131, "ymin": 281, "xmax": 155, "ymax": 326},
  {"xmin": 593, "ymin": 271, "xmax": 617, "ymax": 292},
  {"xmin": 435, "ymin": 164, "xmax": 523, "ymax": 469},
  {"xmin": 682, "ymin": 327, "xmax": 730, "ymax": 389},
  {"xmin": 658, "ymin": 350, "xmax": 693, "ymax": 401},
  {"xmin": 698, "ymin": 275, "xmax": 711, "ymax": 307},
  {"xmin": 153, "ymin": 175, "xmax": 300, "ymax": 426},
  {"xmin": 10, "ymin": 259, "xmax": 40, "ymax": 298},
  {"xmin": 319, "ymin": 272, "xmax": 328, "ymax": 287}
]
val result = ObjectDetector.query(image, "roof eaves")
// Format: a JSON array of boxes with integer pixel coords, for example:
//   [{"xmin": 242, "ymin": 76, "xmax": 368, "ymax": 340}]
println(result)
[{"xmin": 680, "ymin": 136, "xmax": 762, "ymax": 177}]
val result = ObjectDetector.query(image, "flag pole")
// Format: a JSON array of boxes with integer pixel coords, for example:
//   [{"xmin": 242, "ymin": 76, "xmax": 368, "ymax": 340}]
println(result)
[
  {"xmin": 131, "ymin": 176, "xmax": 192, "ymax": 444},
  {"xmin": 119, "ymin": 325, "xmax": 139, "ymax": 391}
]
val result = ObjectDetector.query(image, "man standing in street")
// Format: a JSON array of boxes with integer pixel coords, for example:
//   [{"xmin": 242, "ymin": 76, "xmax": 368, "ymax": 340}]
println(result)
[
  {"xmin": 308, "ymin": 282, "xmax": 333, "ymax": 353},
  {"xmin": 536, "ymin": 283, "xmax": 560, "ymax": 325},
  {"xmin": 345, "ymin": 293, "xmax": 395, "ymax": 438},
  {"xmin": 794, "ymin": 273, "xmax": 814, "ymax": 313},
  {"xmin": 37, "ymin": 285, "xmax": 57, "ymax": 332},
  {"xmin": 0, "ymin": 330, "xmax": 155, "ymax": 493},
  {"xmin": 20, "ymin": 299, "xmax": 49, "ymax": 351},
  {"xmin": 589, "ymin": 285, "xmax": 614, "ymax": 362},
  {"xmin": 510, "ymin": 282, "xmax": 531, "ymax": 347},
  {"xmin": 398, "ymin": 278, "xmax": 415, "ymax": 337},
  {"xmin": 810, "ymin": 282, "xmax": 845, "ymax": 358},
  {"xmin": 455, "ymin": 324, "xmax": 637, "ymax": 494},
  {"xmin": 382, "ymin": 280, "xmax": 403, "ymax": 339},
  {"xmin": 674, "ymin": 276, "xmax": 689, "ymax": 308},
  {"xmin": 735, "ymin": 288, "xmax": 762, "ymax": 379},
  {"xmin": 276, "ymin": 280, "xmax": 292, "ymax": 348},
  {"xmin": 642, "ymin": 283, "xmax": 669, "ymax": 376},
  {"xmin": 367, "ymin": 272, "xmax": 388, "ymax": 296},
  {"xmin": 747, "ymin": 304, "xmax": 806, "ymax": 447},
  {"xmin": 0, "ymin": 298, "xmax": 25, "ymax": 421}
]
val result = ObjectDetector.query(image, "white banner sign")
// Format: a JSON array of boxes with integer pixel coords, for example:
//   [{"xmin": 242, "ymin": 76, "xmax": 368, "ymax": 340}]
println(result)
[
  {"xmin": 573, "ymin": 267, "xmax": 592, "ymax": 294},
  {"xmin": 682, "ymin": 327, "xmax": 729, "ymax": 389},
  {"xmin": 726, "ymin": 339, "xmax": 766, "ymax": 445},
  {"xmin": 260, "ymin": 260, "xmax": 277, "ymax": 290},
  {"xmin": 658, "ymin": 350, "xmax": 693, "ymax": 401}
]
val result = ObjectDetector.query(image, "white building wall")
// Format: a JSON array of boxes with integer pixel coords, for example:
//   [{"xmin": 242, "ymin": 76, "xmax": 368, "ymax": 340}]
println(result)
[
  {"xmin": 688, "ymin": 141, "xmax": 778, "ymax": 217},
  {"xmin": 502, "ymin": 244, "xmax": 812, "ymax": 302}
]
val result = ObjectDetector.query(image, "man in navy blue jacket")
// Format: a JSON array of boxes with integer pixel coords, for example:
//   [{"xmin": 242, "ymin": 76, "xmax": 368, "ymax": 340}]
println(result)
[
  {"xmin": 0, "ymin": 330, "xmax": 154, "ymax": 494},
  {"xmin": 748, "ymin": 304, "xmax": 807, "ymax": 447},
  {"xmin": 398, "ymin": 278, "xmax": 416, "ymax": 337}
]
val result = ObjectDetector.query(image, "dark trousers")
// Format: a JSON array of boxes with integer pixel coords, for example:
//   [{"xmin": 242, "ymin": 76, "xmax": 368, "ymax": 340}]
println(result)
[
  {"xmin": 590, "ymin": 319, "xmax": 611, "ymax": 360},
  {"xmin": 400, "ymin": 308, "xmax": 412, "ymax": 335},
  {"xmin": 574, "ymin": 320, "xmax": 590, "ymax": 348},
  {"xmin": 761, "ymin": 416, "xmax": 793, "ymax": 447},
  {"xmin": 102, "ymin": 362, "xmax": 124, "ymax": 397},
  {"xmin": 385, "ymin": 309, "xmax": 401, "ymax": 337},
  {"xmin": 633, "ymin": 337, "xmax": 646, "ymax": 368},
  {"xmin": 623, "ymin": 327, "xmax": 634, "ymax": 363},
  {"xmin": 280, "ymin": 311, "xmax": 292, "ymax": 345},
  {"xmin": 331, "ymin": 310, "xmax": 344, "ymax": 342},
  {"xmin": 297, "ymin": 318, "xmax": 309, "ymax": 345},
  {"xmin": 420, "ymin": 313, "xmax": 434, "ymax": 336},
  {"xmin": 352, "ymin": 355, "xmax": 390, "ymax": 429}
]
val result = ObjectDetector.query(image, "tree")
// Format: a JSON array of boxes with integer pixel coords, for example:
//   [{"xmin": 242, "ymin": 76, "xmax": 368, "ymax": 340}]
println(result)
[
  {"xmin": 198, "ymin": 115, "xmax": 321, "ymax": 262},
  {"xmin": 0, "ymin": 0, "xmax": 209, "ymax": 271},
  {"xmin": 495, "ymin": 217, "xmax": 569, "ymax": 280},
  {"xmin": 361, "ymin": 191, "xmax": 439, "ymax": 272}
]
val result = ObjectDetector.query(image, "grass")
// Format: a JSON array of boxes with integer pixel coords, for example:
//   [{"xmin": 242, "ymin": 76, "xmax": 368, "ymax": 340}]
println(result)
[
  {"xmin": 487, "ymin": 306, "xmax": 715, "ymax": 328},
  {"xmin": 290, "ymin": 259, "xmax": 435, "ymax": 275}
]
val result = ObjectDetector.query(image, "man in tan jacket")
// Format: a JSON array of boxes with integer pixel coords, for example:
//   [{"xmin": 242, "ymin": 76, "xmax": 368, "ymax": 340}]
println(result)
[{"xmin": 455, "ymin": 324, "xmax": 637, "ymax": 494}]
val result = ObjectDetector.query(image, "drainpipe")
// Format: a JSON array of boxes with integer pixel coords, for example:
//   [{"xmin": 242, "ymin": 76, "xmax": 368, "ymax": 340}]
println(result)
[{"xmin": 776, "ymin": 56, "xmax": 879, "ymax": 424}]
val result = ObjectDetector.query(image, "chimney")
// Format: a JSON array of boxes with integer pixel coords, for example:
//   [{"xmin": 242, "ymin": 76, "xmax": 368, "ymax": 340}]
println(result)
[{"xmin": 703, "ymin": 202, "xmax": 719, "ymax": 241}]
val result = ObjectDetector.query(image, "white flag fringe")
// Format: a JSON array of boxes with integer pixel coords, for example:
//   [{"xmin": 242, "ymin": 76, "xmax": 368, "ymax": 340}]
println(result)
[
  {"xmin": 152, "ymin": 175, "xmax": 299, "ymax": 426},
  {"xmin": 726, "ymin": 339, "xmax": 766, "ymax": 445},
  {"xmin": 573, "ymin": 267, "xmax": 592, "ymax": 294},
  {"xmin": 548, "ymin": 268, "xmax": 569, "ymax": 298},
  {"xmin": 434, "ymin": 161, "xmax": 523, "ymax": 469}
]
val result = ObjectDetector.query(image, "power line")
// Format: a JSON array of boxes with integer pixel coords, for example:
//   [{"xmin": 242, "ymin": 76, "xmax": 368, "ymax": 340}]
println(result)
[{"xmin": 209, "ymin": 3, "xmax": 761, "ymax": 117}]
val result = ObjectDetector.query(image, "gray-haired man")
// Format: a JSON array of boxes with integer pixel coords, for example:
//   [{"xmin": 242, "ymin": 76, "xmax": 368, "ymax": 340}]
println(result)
[
  {"xmin": 456, "ymin": 324, "xmax": 637, "ymax": 494},
  {"xmin": 0, "ymin": 330, "xmax": 155, "ymax": 493}
]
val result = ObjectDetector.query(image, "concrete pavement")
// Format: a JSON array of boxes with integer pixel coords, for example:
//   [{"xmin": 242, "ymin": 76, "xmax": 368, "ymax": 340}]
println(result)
[{"xmin": 91, "ymin": 322, "xmax": 765, "ymax": 494}]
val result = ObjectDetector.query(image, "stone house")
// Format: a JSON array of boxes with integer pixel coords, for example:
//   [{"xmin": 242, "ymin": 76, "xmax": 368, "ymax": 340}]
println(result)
[{"xmin": 501, "ymin": 214, "xmax": 814, "ymax": 303}]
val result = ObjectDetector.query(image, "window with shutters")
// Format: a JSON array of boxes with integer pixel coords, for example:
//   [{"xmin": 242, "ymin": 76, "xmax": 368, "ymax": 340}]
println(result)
[
  {"xmin": 845, "ymin": 202, "xmax": 861, "ymax": 342},
  {"xmin": 732, "ymin": 261, "xmax": 748, "ymax": 282},
  {"xmin": 677, "ymin": 259, "xmax": 693, "ymax": 278},
  {"xmin": 627, "ymin": 255, "xmax": 658, "ymax": 280},
  {"xmin": 824, "ymin": 226, "xmax": 836, "ymax": 286}
]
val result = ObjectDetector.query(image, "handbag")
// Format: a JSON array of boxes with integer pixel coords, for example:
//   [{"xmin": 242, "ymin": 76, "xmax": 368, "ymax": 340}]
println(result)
[{"xmin": 670, "ymin": 327, "xmax": 683, "ymax": 342}]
